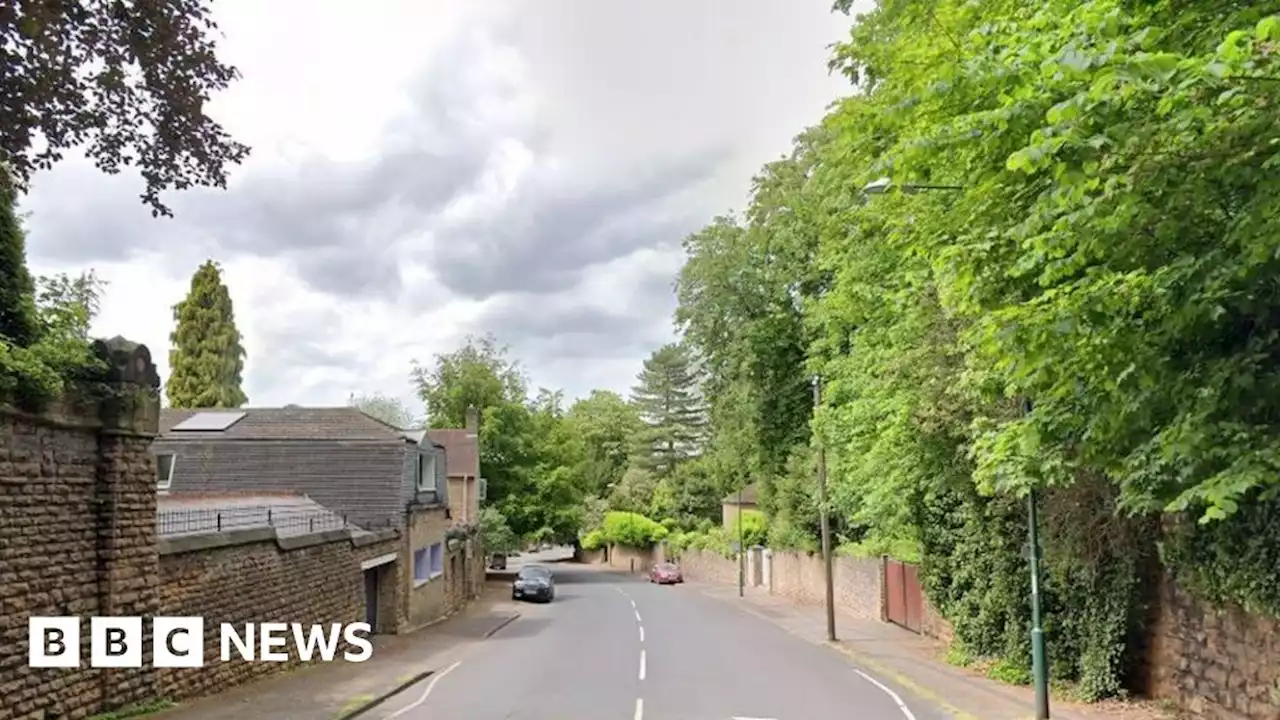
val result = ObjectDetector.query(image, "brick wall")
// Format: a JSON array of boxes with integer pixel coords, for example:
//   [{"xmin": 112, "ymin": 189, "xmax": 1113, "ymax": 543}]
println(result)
[
  {"xmin": 0, "ymin": 338, "xmax": 163, "ymax": 720},
  {"xmin": 676, "ymin": 549, "xmax": 739, "ymax": 585},
  {"xmin": 1146, "ymin": 576, "xmax": 1280, "ymax": 719},
  {"xmin": 155, "ymin": 526, "xmax": 400, "ymax": 701}
]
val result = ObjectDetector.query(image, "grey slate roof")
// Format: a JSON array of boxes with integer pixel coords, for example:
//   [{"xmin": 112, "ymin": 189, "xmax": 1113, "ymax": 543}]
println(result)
[{"xmin": 159, "ymin": 406, "xmax": 407, "ymax": 441}]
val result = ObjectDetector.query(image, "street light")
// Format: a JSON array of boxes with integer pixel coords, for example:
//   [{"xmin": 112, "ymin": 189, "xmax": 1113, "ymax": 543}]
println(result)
[
  {"xmin": 861, "ymin": 177, "xmax": 965, "ymax": 194},
  {"xmin": 861, "ymin": 178, "xmax": 1050, "ymax": 720}
]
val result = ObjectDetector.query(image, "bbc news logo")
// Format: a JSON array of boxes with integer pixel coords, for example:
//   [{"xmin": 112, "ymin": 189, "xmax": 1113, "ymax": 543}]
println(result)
[{"xmin": 28, "ymin": 617, "xmax": 373, "ymax": 668}]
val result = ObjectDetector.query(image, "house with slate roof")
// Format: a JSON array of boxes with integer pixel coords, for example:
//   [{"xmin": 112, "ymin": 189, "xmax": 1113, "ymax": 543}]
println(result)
[{"xmin": 151, "ymin": 406, "xmax": 469, "ymax": 632}]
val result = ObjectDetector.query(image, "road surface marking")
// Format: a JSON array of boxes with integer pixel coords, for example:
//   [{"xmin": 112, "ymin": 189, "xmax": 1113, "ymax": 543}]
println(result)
[
  {"xmin": 635, "ymin": 610, "xmax": 642, "ymax": 622},
  {"xmin": 638, "ymin": 625, "xmax": 645, "ymax": 642},
  {"xmin": 853, "ymin": 668, "xmax": 918, "ymax": 720},
  {"xmin": 639, "ymin": 650, "xmax": 646, "ymax": 680},
  {"xmin": 630, "ymin": 598, "xmax": 637, "ymax": 608},
  {"xmin": 732, "ymin": 717, "xmax": 778, "ymax": 720},
  {"xmin": 383, "ymin": 661, "xmax": 462, "ymax": 718},
  {"xmin": 634, "ymin": 697, "xmax": 644, "ymax": 720}
]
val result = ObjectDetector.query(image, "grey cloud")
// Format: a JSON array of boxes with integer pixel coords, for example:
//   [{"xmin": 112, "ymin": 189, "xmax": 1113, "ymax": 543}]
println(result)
[
  {"xmin": 427, "ymin": 147, "xmax": 726, "ymax": 299},
  {"xmin": 24, "ymin": 24, "xmax": 537, "ymax": 302}
]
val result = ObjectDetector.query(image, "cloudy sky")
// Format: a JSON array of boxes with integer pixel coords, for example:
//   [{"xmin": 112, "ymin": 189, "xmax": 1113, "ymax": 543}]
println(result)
[{"xmin": 23, "ymin": 0, "xmax": 856, "ymax": 411}]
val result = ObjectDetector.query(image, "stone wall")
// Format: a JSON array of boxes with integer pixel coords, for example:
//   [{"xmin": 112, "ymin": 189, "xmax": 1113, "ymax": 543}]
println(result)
[
  {"xmin": 155, "ymin": 526, "xmax": 400, "ymax": 700},
  {"xmin": 0, "ymin": 338, "xmax": 163, "ymax": 720},
  {"xmin": 405, "ymin": 507, "xmax": 450, "ymax": 629},
  {"xmin": 1146, "ymin": 576, "xmax": 1280, "ymax": 719},
  {"xmin": 676, "ymin": 549, "xmax": 883, "ymax": 619},
  {"xmin": 607, "ymin": 544, "xmax": 662, "ymax": 573}
]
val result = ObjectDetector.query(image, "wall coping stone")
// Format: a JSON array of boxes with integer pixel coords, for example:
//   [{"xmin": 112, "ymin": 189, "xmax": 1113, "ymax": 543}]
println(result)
[{"xmin": 160, "ymin": 525, "xmax": 402, "ymax": 556}]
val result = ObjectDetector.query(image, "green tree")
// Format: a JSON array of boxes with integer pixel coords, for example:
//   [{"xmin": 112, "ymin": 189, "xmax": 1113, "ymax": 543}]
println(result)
[
  {"xmin": 607, "ymin": 464, "xmax": 659, "ymax": 515},
  {"xmin": 166, "ymin": 260, "xmax": 248, "ymax": 408},
  {"xmin": 412, "ymin": 334, "xmax": 525, "ymax": 428},
  {"xmin": 599, "ymin": 511, "xmax": 668, "ymax": 548},
  {"xmin": 630, "ymin": 342, "xmax": 706, "ymax": 478},
  {"xmin": 479, "ymin": 506, "xmax": 519, "ymax": 554},
  {"xmin": 0, "ymin": 184, "xmax": 38, "ymax": 348},
  {"xmin": 349, "ymin": 392, "xmax": 418, "ymax": 429},
  {"xmin": 2, "ymin": 0, "xmax": 249, "ymax": 216},
  {"xmin": 565, "ymin": 389, "xmax": 644, "ymax": 495}
]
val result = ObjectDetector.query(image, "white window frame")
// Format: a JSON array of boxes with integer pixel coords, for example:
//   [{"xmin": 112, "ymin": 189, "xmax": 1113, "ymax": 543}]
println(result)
[
  {"xmin": 416, "ymin": 453, "xmax": 437, "ymax": 492},
  {"xmin": 156, "ymin": 452, "xmax": 176, "ymax": 490}
]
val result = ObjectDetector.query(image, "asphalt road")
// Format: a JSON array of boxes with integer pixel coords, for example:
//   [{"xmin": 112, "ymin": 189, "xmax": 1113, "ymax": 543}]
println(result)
[{"xmin": 367, "ymin": 553, "xmax": 949, "ymax": 720}]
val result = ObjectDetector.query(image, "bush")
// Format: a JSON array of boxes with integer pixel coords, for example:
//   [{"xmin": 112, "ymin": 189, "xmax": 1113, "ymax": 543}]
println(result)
[
  {"xmin": 580, "ymin": 529, "xmax": 605, "ymax": 551},
  {"xmin": 599, "ymin": 511, "xmax": 668, "ymax": 547}
]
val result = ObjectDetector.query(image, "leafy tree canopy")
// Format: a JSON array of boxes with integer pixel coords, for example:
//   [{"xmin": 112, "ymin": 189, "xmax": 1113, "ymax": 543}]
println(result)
[{"xmin": 1, "ymin": 0, "xmax": 250, "ymax": 216}]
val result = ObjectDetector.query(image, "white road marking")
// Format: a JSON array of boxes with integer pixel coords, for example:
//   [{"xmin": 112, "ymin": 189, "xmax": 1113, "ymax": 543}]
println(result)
[
  {"xmin": 853, "ymin": 668, "xmax": 918, "ymax": 720},
  {"xmin": 634, "ymin": 697, "xmax": 644, "ymax": 720},
  {"xmin": 635, "ymin": 610, "xmax": 642, "ymax": 622},
  {"xmin": 383, "ymin": 661, "xmax": 462, "ymax": 718},
  {"xmin": 630, "ymin": 598, "xmax": 637, "ymax": 608},
  {"xmin": 639, "ymin": 650, "xmax": 646, "ymax": 680},
  {"xmin": 638, "ymin": 625, "xmax": 644, "ymax": 642}
]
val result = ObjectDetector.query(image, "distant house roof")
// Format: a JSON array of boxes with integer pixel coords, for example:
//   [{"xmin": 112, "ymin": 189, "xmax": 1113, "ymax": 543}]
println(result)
[
  {"xmin": 722, "ymin": 484, "xmax": 759, "ymax": 505},
  {"xmin": 425, "ymin": 428, "xmax": 479, "ymax": 478},
  {"xmin": 159, "ymin": 407, "xmax": 412, "ymax": 442},
  {"xmin": 156, "ymin": 491, "xmax": 365, "ymax": 538}
]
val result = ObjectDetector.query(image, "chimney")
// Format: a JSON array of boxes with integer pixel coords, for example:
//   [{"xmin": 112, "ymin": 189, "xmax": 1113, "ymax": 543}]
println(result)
[{"xmin": 465, "ymin": 406, "xmax": 479, "ymax": 434}]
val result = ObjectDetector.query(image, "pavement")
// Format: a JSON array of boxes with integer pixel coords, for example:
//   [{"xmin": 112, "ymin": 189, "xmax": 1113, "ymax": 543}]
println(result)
[
  {"xmin": 363, "ymin": 560, "xmax": 951, "ymax": 720},
  {"xmin": 149, "ymin": 580, "xmax": 524, "ymax": 720}
]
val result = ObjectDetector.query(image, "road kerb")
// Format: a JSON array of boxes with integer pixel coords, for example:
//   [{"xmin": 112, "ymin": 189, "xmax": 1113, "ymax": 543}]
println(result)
[
  {"xmin": 337, "ymin": 611, "xmax": 521, "ymax": 720},
  {"xmin": 483, "ymin": 612, "xmax": 521, "ymax": 638},
  {"xmin": 336, "ymin": 670, "xmax": 435, "ymax": 720}
]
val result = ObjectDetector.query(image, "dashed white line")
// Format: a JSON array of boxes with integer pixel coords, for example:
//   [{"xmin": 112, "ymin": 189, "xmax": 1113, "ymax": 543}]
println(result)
[
  {"xmin": 853, "ymin": 668, "xmax": 918, "ymax": 720},
  {"xmin": 634, "ymin": 609, "xmax": 642, "ymax": 622},
  {"xmin": 638, "ymin": 625, "xmax": 644, "ymax": 642},
  {"xmin": 383, "ymin": 661, "xmax": 462, "ymax": 718},
  {"xmin": 634, "ymin": 697, "xmax": 644, "ymax": 720},
  {"xmin": 639, "ymin": 649, "xmax": 646, "ymax": 680},
  {"xmin": 630, "ymin": 598, "xmax": 637, "ymax": 608}
]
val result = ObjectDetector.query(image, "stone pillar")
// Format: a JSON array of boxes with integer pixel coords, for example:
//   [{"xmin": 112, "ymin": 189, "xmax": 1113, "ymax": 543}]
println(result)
[
  {"xmin": 92, "ymin": 337, "xmax": 161, "ymax": 710},
  {"xmin": 763, "ymin": 549, "xmax": 773, "ymax": 593}
]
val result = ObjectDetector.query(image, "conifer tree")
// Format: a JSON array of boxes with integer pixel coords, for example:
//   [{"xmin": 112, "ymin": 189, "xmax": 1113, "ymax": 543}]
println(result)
[
  {"xmin": 0, "ymin": 182, "xmax": 38, "ymax": 347},
  {"xmin": 629, "ymin": 342, "xmax": 706, "ymax": 478},
  {"xmin": 166, "ymin": 260, "xmax": 248, "ymax": 408}
]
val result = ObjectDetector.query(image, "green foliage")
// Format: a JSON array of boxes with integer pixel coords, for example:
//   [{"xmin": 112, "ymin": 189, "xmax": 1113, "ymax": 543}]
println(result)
[
  {"xmin": 599, "ymin": 511, "xmax": 668, "ymax": 548},
  {"xmin": 2, "ymin": 0, "xmax": 248, "ymax": 216},
  {"xmin": 1161, "ymin": 489, "xmax": 1280, "ymax": 618},
  {"xmin": 0, "ymin": 184, "xmax": 38, "ymax": 348},
  {"xmin": 565, "ymin": 390, "xmax": 644, "ymax": 496},
  {"xmin": 580, "ymin": 529, "xmax": 605, "ymax": 551},
  {"xmin": 479, "ymin": 507, "xmax": 519, "ymax": 555},
  {"xmin": 734, "ymin": 509, "xmax": 769, "ymax": 548},
  {"xmin": 349, "ymin": 392, "xmax": 419, "ymax": 429},
  {"xmin": 630, "ymin": 342, "xmax": 707, "ymax": 478},
  {"xmin": 669, "ymin": 526, "xmax": 735, "ymax": 557},
  {"xmin": 166, "ymin": 260, "xmax": 247, "ymax": 409}
]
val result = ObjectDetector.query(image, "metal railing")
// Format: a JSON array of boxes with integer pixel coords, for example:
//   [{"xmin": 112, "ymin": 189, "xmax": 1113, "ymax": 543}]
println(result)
[{"xmin": 157, "ymin": 505, "xmax": 352, "ymax": 537}]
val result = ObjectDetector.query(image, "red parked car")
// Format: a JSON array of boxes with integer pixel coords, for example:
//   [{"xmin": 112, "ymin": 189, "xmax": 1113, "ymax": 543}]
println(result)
[{"xmin": 649, "ymin": 562, "xmax": 683, "ymax": 585}]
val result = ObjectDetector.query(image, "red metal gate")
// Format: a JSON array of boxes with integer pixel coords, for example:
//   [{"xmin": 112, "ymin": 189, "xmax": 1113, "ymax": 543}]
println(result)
[{"xmin": 884, "ymin": 559, "xmax": 923, "ymax": 633}]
